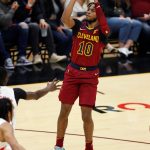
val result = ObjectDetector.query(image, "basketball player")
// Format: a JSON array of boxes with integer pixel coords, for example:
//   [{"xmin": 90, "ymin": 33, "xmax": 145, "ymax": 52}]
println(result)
[
  {"xmin": 53, "ymin": 0, "xmax": 110, "ymax": 150},
  {"xmin": 0, "ymin": 98, "xmax": 26, "ymax": 150},
  {"xmin": 0, "ymin": 66, "xmax": 60, "ymax": 128}
]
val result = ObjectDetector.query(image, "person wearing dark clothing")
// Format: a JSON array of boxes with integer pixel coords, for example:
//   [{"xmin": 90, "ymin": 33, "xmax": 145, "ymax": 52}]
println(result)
[
  {"xmin": 42, "ymin": 0, "xmax": 72, "ymax": 56},
  {"xmin": 0, "ymin": 0, "xmax": 32, "ymax": 69},
  {"xmin": 21, "ymin": 0, "xmax": 67, "ymax": 62},
  {"xmin": 13, "ymin": 0, "xmax": 43, "ymax": 64}
]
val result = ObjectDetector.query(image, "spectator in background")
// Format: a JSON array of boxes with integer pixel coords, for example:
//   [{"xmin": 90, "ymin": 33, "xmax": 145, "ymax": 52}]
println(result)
[
  {"xmin": 13, "ymin": 0, "xmax": 43, "ymax": 64},
  {"xmin": 130, "ymin": 0, "xmax": 150, "ymax": 56},
  {"xmin": 0, "ymin": 0, "xmax": 32, "ymax": 69},
  {"xmin": 65, "ymin": 0, "xmax": 88, "ymax": 21},
  {"xmin": 40, "ymin": 0, "xmax": 72, "ymax": 57},
  {"xmin": 0, "ymin": 33, "xmax": 10, "ymax": 67},
  {"xmin": 30, "ymin": 0, "xmax": 68, "ymax": 63},
  {"xmin": 0, "ymin": 98, "xmax": 26, "ymax": 150},
  {"xmin": 101, "ymin": 0, "xmax": 142, "ymax": 58},
  {"xmin": 13, "ymin": 0, "xmax": 67, "ymax": 64}
]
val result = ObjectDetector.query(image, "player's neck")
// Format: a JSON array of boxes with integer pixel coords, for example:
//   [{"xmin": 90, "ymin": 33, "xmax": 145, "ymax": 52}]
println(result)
[{"xmin": 87, "ymin": 21, "xmax": 98, "ymax": 29}]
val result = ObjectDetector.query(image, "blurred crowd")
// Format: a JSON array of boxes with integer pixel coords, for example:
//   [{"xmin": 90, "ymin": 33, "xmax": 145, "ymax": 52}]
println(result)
[{"xmin": 0, "ymin": 0, "xmax": 150, "ymax": 70}]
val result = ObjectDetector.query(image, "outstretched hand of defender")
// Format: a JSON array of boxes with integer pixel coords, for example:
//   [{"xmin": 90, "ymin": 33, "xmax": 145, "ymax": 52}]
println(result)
[{"xmin": 47, "ymin": 79, "xmax": 61, "ymax": 92}]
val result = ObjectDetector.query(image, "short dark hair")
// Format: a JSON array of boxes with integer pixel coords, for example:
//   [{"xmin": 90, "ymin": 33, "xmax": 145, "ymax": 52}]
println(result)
[
  {"xmin": 0, "ymin": 67, "xmax": 7, "ymax": 85},
  {"xmin": 87, "ymin": 2, "xmax": 95, "ymax": 8},
  {"xmin": 0, "ymin": 98, "xmax": 13, "ymax": 121}
]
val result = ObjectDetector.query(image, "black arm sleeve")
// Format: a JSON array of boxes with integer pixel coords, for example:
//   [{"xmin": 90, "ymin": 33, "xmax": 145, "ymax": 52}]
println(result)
[
  {"xmin": 71, "ymin": 19, "xmax": 82, "ymax": 36},
  {"xmin": 13, "ymin": 88, "xmax": 27, "ymax": 104},
  {"xmin": 99, "ymin": 30, "xmax": 108, "ymax": 45}
]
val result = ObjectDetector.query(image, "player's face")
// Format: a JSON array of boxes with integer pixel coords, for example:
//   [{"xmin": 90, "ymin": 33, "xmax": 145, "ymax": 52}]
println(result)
[{"xmin": 86, "ymin": 4, "xmax": 96, "ymax": 21}]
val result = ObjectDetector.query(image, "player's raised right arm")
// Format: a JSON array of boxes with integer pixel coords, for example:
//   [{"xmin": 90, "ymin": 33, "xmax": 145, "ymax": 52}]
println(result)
[{"xmin": 61, "ymin": 0, "xmax": 76, "ymax": 28}]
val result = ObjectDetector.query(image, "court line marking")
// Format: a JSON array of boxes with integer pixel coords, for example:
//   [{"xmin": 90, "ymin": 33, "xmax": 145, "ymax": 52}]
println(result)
[
  {"xmin": 97, "ymin": 90, "xmax": 105, "ymax": 95},
  {"xmin": 16, "ymin": 128, "xmax": 150, "ymax": 145}
]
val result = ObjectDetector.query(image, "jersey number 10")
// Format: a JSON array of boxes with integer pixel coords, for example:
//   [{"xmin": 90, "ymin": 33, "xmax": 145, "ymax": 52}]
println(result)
[{"xmin": 77, "ymin": 41, "xmax": 94, "ymax": 56}]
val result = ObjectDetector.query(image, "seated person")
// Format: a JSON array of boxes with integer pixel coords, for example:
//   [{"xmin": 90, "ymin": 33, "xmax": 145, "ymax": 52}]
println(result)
[
  {"xmin": 0, "ymin": 0, "xmax": 32, "ymax": 69},
  {"xmin": 45, "ymin": 0, "xmax": 72, "ymax": 57},
  {"xmin": 101, "ymin": 0, "xmax": 142, "ymax": 57}
]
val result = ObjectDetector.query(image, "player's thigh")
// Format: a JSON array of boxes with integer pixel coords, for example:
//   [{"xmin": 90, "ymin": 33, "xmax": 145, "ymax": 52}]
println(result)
[
  {"xmin": 79, "ymin": 79, "xmax": 98, "ymax": 106},
  {"xmin": 59, "ymin": 79, "xmax": 79, "ymax": 104}
]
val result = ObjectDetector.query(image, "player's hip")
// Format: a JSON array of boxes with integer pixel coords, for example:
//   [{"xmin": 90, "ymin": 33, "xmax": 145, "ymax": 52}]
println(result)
[{"xmin": 64, "ymin": 63, "xmax": 99, "ymax": 79}]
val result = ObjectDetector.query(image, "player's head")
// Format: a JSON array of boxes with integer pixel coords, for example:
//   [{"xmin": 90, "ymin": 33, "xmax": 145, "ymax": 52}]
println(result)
[
  {"xmin": 86, "ymin": 2, "xmax": 97, "ymax": 24},
  {"xmin": 0, "ymin": 98, "xmax": 13, "ymax": 122},
  {"xmin": 0, "ymin": 67, "xmax": 8, "ymax": 86}
]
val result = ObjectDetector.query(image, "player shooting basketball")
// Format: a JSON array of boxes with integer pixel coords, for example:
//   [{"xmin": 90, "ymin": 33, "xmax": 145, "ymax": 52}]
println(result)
[{"xmin": 53, "ymin": 0, "xmax": 110, "ymax": 150}]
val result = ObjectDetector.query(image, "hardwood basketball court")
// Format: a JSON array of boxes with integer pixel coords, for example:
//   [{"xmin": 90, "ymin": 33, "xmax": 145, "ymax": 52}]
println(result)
[{"xmin": 10, "ymin": 73, "xmax": 150, "ymax": 150}]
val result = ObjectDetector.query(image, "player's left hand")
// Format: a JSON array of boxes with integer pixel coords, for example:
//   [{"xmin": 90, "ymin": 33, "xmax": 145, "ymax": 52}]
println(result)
[{"xmin": 47, "ymin": 79, "xmax": 61, "ymax": 91}]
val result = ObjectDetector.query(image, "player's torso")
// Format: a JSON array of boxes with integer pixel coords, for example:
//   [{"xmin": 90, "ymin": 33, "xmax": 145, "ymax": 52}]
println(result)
[{"xmin": 71, "ymin": 22, "xmax": 105, "ymax": 66}]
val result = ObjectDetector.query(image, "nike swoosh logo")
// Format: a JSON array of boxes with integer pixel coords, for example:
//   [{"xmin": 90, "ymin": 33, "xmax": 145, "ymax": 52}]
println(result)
[
  {"xmin": 96, "ymin": 6, "xmax": 101, "ymax": 8},
  {"xmin": 95, "ymin": 73, "xmax": 99, "ymax": 76},
  {"xmin": 80, "ymin": 28, "xmax": 86, "ymax": 31}
]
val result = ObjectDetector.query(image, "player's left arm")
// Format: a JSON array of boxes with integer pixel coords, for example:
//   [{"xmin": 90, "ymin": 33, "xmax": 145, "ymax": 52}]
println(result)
[
  {"xmin": 25, "ymin": 79, "xmax": 60, "ymax": 100},
  {"xmin": 94, "ymin": 0, "xmax": 110, "ymax": 36},
  {"xmin": 14, "ymin": 79, "xmax": 60, "ymax": 102}
]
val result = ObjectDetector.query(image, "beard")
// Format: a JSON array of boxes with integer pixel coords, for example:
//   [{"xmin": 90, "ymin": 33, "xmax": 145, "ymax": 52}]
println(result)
[{"xmin": 86, "ymin": 18, "xmax": 97, "ymax": 24}]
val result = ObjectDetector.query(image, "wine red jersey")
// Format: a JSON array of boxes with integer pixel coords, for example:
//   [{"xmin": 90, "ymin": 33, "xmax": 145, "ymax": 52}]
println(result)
[
  {"xmin": 130, "ymin": 0, "xmax": 150, "ymax": 18},
  {"xmin": 71, "ymin": 19, "xmax": 107, "ymax": 67}
]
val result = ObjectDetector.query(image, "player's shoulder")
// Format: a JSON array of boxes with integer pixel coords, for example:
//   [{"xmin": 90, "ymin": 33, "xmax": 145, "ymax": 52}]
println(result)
[
  {"xmin": 13, "ymin": 88, "xmax": 27, "ymax": 102},
  {"xmin": 13, "ymin": 88, "xmax": 26, "ymax": 93},
  {"xmin": 0, "ymin": 118, "xmax": 6, "ymax": 125},
  {"xmin": 0, "ymin": 118, "xmax": 11, "ymax": 131}
]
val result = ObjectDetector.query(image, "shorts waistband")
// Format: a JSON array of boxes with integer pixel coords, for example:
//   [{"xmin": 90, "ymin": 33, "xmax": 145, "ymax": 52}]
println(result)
[{"xmin": 70, "ymin": 62, "xmax": 98, "ymax": 71}]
